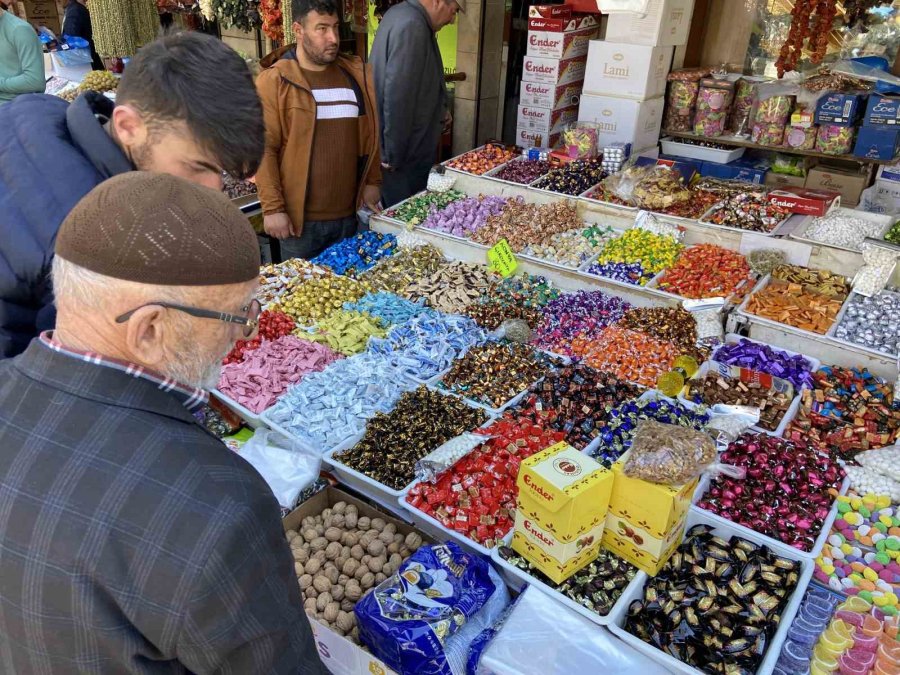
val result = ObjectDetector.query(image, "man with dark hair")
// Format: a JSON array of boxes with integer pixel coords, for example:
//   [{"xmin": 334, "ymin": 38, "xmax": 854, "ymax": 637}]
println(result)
[
  {"xmin": 0, "ymin": 171, "xmax": 326, "ymax": 674},
  {"xmin": 0, "ymin": 31, "xmax": 264, "ymax": 358},
  {"xmin": 370, "ymin": 0, "xmax": 462, "ymax": 205},
  {"xmin": 255, "ymin": 0, "xmax": 382, "ymax": 259}
]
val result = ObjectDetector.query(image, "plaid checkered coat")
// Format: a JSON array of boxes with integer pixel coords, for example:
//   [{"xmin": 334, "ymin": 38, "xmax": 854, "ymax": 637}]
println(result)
[{"xmin": 0, "ymin": 340, "xmax": 326, "ymax": 674}]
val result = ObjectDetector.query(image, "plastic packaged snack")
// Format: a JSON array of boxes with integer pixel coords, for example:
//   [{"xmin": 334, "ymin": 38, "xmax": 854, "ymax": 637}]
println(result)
[
  {"xmin": 664, "ymin": 68, "xmax": 709, "ymax": 132},
  {"xmin": 729, "ymin": 78, "xmax": 759, "ymax": 136},
  {"xmin": 355, "ymin": 542, "xmax": 509, "ymax": 675},
  {"xmin": 751, "ymin": 122, "xmax": 786, "ymax": 146},
  {"xmin": 784, "ymin": 124, "xmax": 818, "ymax": 150},
  {"xmin": 693, "ymin": 78, "xmax": 735, "ymax": 137},
  {"xmin": 622, "ymin": 420, "xmax": 717, "ymax": 484},
  {"xmin": 754, "ymin": 94, "xmax": 794, "ymax": 125},
  {"xmin": 815, "ymin": 124, "xmax": 855, "ymax": 155},
  {"xmin": 414, "ymin": 432, "xmax": 493, "ymax": 483},
  {"xmin": 562, "ymin": 122, "xmax": 600, "ymax": 160},
  {"xmin": 771, "ymin": 153, "xmax": 808, "ymax": 176}
]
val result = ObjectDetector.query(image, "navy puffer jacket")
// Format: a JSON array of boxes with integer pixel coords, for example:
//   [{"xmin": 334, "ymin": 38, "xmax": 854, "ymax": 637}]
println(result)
[{"xmin": 0, "ymin": 92, "xmax": 131, "ymax": 357}]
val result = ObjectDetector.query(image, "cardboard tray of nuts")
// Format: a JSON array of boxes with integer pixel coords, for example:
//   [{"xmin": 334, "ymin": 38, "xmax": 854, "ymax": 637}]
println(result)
[
  {"xmin": 607, "ymin": 508, "xmax": 814, "ymax": 675},
  {"xmin": 282, "ymin": 487, "xmax": 433, "ymax": 670},
  {"xmin": 489, "ymin": 532, "xmax": 647, "ymax": 628}
]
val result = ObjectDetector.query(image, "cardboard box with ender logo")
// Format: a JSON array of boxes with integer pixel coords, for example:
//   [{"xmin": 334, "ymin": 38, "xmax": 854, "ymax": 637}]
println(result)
[
  {"xmin": 521, "ymin": 54, "xmax": 587, "ymax": 86},
  {"xmin": 526, "ymin": 15, "xmax": 599, "ymax": 60},
  {"xmin": 577, "ymin": 93, "xmax": 665, "ymax": 151},
  {"xmin": 512, "ymin": 442, "xmax": 613, "ymax": 583},
  {"xmin": 583, "ymin": 40, "xmax": 673, "ymax": 100},
  {"xmin": 601, "ymin": 455, "xmax": 697, "ymax": 576},
  {"xmin": 767, "ymin": 187, "xmax": 841, "ymax": 216},
  {"xmin": 515, "ymin": 127, "xmax": 561, "ymax": 149},
  {"xmin": 805, "ymin": 163, "xmax": 871, "ymax": 207},
  {"xmin": 517, "ymin": 104, "xmax": 578, "ymax": 137},
  {"xmin": 519, "ymin": 80, "xmax": 583, "ymax": 112},
  {"xmin": 603, "ymin": 0, "xmax": 695, "ymax": 47}
]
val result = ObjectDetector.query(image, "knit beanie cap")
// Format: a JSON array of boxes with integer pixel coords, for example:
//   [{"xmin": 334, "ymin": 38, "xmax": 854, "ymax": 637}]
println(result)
[{"xmin": 56, "ymin": 172, "xmax": 260, "ymax": 285}]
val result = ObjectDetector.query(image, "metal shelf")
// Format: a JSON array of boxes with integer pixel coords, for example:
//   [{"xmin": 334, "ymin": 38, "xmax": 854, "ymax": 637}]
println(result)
[{"xmin": 663, "ymin": 130, "xmax": 898, "ymax": 165}]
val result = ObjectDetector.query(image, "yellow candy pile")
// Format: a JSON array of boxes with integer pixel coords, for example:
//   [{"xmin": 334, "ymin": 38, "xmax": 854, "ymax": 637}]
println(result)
[
  {"xmin": 594, "ymin": 229, "xmax": 683, "ymax": 276},
  {"xmin": 303, "ymin": 310, "xmax": 387, "ymax": 356}
]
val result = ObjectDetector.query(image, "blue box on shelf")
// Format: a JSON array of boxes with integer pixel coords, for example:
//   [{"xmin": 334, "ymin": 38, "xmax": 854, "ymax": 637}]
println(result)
[
  {"xmin": 854, "ymin": 126, "xmax": 900, "ymax": 161},
  {"xmin": 634, "ymin": 154, "xmax": 700, "ymax": 183},
  {"xmin": 814, "ymin": 93, "xmax": 862, "ymax": 126},
  {"xmin": 863, "ymin": 94, "xmax": 900, "ymax": 127},
  {"xmin": 699, "ymin": 156, "xmax": 770, "ymax": 184}
]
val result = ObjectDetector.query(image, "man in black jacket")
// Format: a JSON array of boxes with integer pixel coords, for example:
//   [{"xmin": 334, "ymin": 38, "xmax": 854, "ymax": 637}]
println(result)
[
  {"xmin": 0, "ymin": 31, "xmax": 264, "ymax": 359},
  {"xmin": 0, "ymin": 172, "xmax": 326, "ymax": 674},
  {"xmin": 62, "ymin": 0, "xmax": 104, "ymax": 70},
  {"xmin": 369, "ymin": 0, "xmax": 463, "ymax": 206}
]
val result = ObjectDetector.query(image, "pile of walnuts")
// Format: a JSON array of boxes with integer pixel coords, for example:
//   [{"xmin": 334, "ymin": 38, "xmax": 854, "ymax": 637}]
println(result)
[{"xmin": 286, "ymin": 501, "xmax": 423, "ymax": 643}]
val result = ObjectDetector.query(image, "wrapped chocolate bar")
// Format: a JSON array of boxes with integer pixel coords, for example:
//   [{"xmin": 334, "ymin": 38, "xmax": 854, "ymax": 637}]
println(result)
[
  {"xmin": 815, "ymin": 124, "xmax": 855, "ymax": 155},
  {"xmin": 693, "ymin": 78, "xmax": 734, "ymax": 137},
  {"xmin": 665, "ymin": 68, "xmax": 709, "ymax": 132}
]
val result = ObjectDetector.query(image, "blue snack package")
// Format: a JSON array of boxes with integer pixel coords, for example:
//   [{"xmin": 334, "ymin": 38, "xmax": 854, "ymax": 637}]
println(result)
[{"xmin": 355, "ymin": 542, "xmax": 505, "ymax": 675}]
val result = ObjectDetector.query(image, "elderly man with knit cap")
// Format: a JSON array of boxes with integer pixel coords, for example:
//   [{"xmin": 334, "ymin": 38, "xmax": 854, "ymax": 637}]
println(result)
[{"xmin": 0, "ymin": 172, "xmax": 326, "ymax": 675}]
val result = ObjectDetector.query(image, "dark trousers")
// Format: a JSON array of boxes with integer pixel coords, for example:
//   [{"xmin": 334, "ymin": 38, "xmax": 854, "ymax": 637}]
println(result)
[
  {"xmin": 278, "ymin": 215, "xmax": 359, "ymax": 260},
  {"xmin": 382, "ymin": 161, "xmax": 433, "ymax": 207}
]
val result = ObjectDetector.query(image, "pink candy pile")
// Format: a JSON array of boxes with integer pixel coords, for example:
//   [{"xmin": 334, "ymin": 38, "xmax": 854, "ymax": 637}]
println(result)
[{"xmin": 218, "ymin": 335, "xmax": 343, "ymax": 413}]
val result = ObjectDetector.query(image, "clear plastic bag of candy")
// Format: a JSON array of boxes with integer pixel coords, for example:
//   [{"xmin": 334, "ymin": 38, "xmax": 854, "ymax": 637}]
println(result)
[
  {"xmin": 729, "ymin": 77, "xmax": 760, "ymax": 136},
  {"xmin": 562, "ymin": 122, "xmax": 600, "ymax": 160},
  {"xmin": 602, "ymin": 164, "xmax": 691, "ymax": 211},
  {"xmin": 622, "ymin": 415, "xmax": 752, "ymax": 485},
  {"xmin": 622, "ymin": 420, "xmax": 718, "ymax": 484},
  {"xmin": 693, "ymin": 77, "xmax": 734, "ymax": 137},
  {"xmin": 489, "ymin": 318, "xmax": 535, "ymax": 344},
  {"xmin": 415, "ymin": 431, "xmax": 492, "ymax": 483}
]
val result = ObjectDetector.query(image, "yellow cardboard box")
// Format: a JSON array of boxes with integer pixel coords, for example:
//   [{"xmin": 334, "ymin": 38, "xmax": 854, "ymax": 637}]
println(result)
[
  {"xmin": 600, "ymin": 456, "xmax": 696, "ymax": 576},
  {"xmin": 513, "ymin": 442, "xmax": 613, "ymax": 582},
  {"xmin": 512, "ymin": 511, "xmax": 605, "ymax": 583}
]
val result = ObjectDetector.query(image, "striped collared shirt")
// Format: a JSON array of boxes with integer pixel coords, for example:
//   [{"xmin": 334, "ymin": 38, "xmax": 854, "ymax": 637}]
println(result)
[{"xmin": 38, "ymin": 331, "xmax": 209, "ymax": 412}]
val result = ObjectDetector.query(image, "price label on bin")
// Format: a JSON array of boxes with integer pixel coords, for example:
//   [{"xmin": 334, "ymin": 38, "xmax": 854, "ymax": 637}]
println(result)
[{"xmin": 487, "ymin": 239, "xmax": 518, "ymax": 277}]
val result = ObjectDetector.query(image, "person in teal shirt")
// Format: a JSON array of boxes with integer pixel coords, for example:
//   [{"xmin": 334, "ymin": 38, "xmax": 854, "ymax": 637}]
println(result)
[{"xmin": 0, "ymin": 0, "xmax": 45, "ymax": 104}]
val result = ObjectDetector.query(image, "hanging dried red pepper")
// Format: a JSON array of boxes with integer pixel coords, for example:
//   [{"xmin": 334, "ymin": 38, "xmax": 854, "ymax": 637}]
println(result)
[{"xmin": 775, "ymin": 0, "xmax": 837, "ymax": 78}]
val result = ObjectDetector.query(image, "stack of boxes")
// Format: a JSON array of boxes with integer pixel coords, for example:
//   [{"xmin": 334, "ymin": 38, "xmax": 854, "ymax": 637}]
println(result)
[
  {"xmin": 856, "ymin": 94, "xmax": 900, "ymax": 161},
  {"xmin": 517, "ymin": 6, "xmax": 598, "ymax": 149},
  {"xmin": 512, "ymin": 442, "xmax": 613, "ymax": 583},
  {"xmin": 577, "ymin": 0, "xmax": 694, "ymax": 154},
  {"xmin": 511, "ymin": 440, "xmax": 698, "ymax": 581}
]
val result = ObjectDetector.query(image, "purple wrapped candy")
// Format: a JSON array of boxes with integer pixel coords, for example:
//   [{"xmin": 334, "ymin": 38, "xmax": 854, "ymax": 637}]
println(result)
[
  {"xmin": 420, "ymin": 195, "xmax": 509, "ymax": 238},
  {"xmin": 586, "ymin": 261, "xmax": 651, "ymax": 286},
  {"xmin": 531, "ymin": 290, "xmax": 630, "ymax": 354},
  {"xmin": 712, "ymin": 338, "xmax": 815, "ymax": 389}
]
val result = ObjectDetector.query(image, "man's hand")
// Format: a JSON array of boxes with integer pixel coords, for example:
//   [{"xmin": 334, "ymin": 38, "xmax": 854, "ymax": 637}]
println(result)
[
  {"xmin": 362, "ymin": 185, "xmax": 382, "ymax": 213},
  {"xmin": 442, "ymin": 110, "xmax": 453, "ymax": 133},
  {"xmin": 263, "ymin": 213, "xmax": 293, "ymax": 240}
]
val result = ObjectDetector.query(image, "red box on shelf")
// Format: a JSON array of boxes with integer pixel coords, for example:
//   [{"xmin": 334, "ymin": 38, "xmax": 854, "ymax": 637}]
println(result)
[{"xmin": 766, "ymin": 188, "xmax": 841, "ymax": 216}]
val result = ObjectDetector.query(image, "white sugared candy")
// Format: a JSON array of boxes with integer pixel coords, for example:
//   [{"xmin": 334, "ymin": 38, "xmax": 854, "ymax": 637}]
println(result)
[
  {"xmin": 854, "ymin": 244, "xmax": 899, "ymax": 296},
  {"xmin": 843, "ymin": 465, "xmax": 900, "ymax": 501},
  {"xmin": 856, "ymin": 445, "xmax": 900, "ymax": 482},
  {"xmin": 834, "ymin": 291, "xmax": 900, "ymax": 355},
  {"xmin": 803, "ymin": 210, "xmax": 888, "ymax": 250}
]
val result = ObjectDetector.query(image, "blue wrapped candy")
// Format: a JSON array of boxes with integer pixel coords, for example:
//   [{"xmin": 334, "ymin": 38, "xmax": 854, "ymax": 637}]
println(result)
[{"xmin": 355, "ymin": 542, "xmax": 509, "ymax": 675}]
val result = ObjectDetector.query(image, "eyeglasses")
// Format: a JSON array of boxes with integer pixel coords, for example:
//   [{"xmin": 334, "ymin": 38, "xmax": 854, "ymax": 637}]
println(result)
[{"xmin": 115, "ymin": 298, "xmax": 261, "ymax": 338}]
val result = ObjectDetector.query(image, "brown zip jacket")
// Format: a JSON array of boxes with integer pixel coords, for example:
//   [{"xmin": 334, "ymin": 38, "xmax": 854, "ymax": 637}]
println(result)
[{"xmin": 255, "ymin": 46, "xmax": 382, "ymax": 237}]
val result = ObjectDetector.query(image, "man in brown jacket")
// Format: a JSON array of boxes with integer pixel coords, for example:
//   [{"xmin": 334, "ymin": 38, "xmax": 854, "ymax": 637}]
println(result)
[{"xmin": 256, "ymin": 0, "xmax": 382, "ymax": 259}]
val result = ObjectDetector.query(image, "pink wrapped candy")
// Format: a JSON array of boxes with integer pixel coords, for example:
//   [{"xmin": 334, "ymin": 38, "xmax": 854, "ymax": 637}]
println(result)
[{"xmin": 217, "ymin": 335, "xmax": 343, "ymax": 413}]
